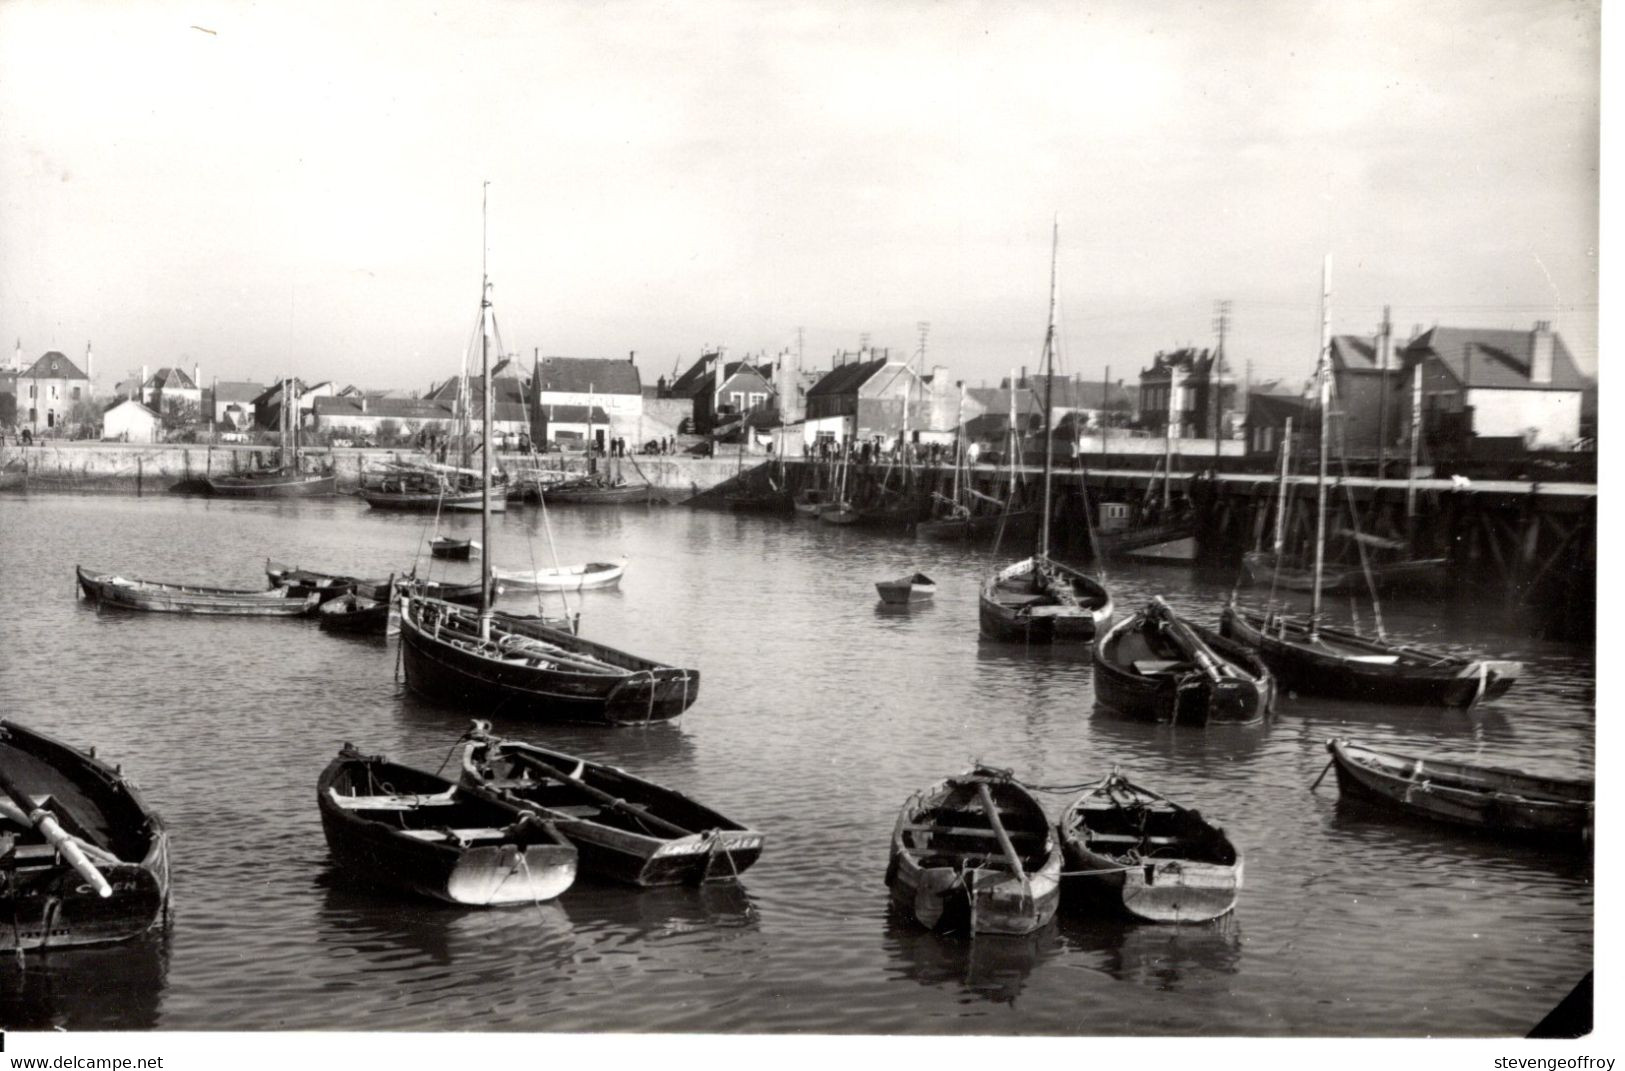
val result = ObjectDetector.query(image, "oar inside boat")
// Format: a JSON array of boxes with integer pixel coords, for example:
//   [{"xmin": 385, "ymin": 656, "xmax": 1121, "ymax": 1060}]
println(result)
[
  {"xmin": 0, "ymin": 764, "xmax": 112, "ymax": 898},
  {"xmin": 974, "ymin": 781, "xmax": 1029, "ymax": 893},
  {"xmin": 500, "ymin": 748, "xmax": 695, "ymax": 839}
]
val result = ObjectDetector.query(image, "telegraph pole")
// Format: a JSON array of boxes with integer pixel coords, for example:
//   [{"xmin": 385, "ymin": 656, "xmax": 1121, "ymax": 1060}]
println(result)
[{"xmin": 1212, "ymin": 299, "xmax": 1231, "ymax": 467}]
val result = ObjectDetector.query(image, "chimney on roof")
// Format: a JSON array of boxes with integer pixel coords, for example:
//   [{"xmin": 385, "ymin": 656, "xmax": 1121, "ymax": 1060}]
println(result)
[
  {"xmin": 139, "ymin": 364, "xmax": 148, "ymax": 405},
  {"xmin": 1530, "ymin": 321, "xmax": 1553, "ymax": 384},
  {"xmin": 629, "ymin": 350, "xmax": 635, "ymax": 364},
  {"xmin": 193, "ymin": 363, "xmax": 200, "ymax": 393},
  {"xmin": 1376, "ymin": 306, "xmax": 1392, "ymax": 372},
  {"xmin": 12, "ymin": 338, "xmax": 19, "ymax": 373},
  {"xmin": 1020, "ymin": 365, "xmax": 1027, "ymax": 388},
  {"xmin": 85, "ymin": 341, "xmax": 93, "ymax": 384}
]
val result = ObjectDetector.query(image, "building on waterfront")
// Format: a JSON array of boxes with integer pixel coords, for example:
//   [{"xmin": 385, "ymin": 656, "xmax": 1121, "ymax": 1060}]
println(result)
[
  {"xmin": 1006, "ymin": 372, "xmax": 1133, "ymax": 432},
  {"xmin": 206, "ymin": 380, "xmax": 267, "ymax": 430},
  {"xmin": 802, "ymin": 348, "xmax": 927, "ymax": 448},
  {"xmin": 141, "ymin": 366, "xmax": 202, "ymax": 422},
  {"xmin": 310, "ymin": 395, "xmax": 456, "ymax": 443},
  {"xmin": 1244, "ymin": 381, "xmax": 1314, "ymax": 457},
  {"xmin": 532, "ymin": 356, "xmax": 644, "ymax": 449},
  {"xmin": 1328, "ymin": 312, "xmax": 1401, "ymax": 458},
  {"xmin": 14, "ymin": 349, "xmax": 93, "ymax": 436},
  {"xmin": 1395, "ymin": 322, "xmax": 1586, "ymax": 451},
  {"xmin": 1136, "ymin": 347, "xmax": 1237, "ymax": 439},
  {"xmin": 532, "ymin": 403, "xmax": 613, "ymax": 448},
  {"xmin": 101, "ymin": 397, "xmax": 162, "ymax": 443},
  {"xmin": 665, "ymin": 350, "xmax": 778, "ymax": 435}
]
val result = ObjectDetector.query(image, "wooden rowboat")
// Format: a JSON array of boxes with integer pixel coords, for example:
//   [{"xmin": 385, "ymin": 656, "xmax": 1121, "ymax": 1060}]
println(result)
[
  {"xmin": 265, "ymin": 560, "xmax": 366, "ymax": 602},
  {"xmin": 317, "ymin": 591, "xmax": 392, "ymax": 635},
  {"xmin": 1056, "ymin": 771, "xmax": 1241, "ymax": 923},
  {"xmin": 886, "ymin": 765, "xmax": 1061, "ymax": 936},
  {"xmin": 792, "ymin": 489, "xmax": 828, "ymax": 518},
  {"xmin": 979, "ymin": 555, "xmax": 1114, "ymax": 643},
  {"xmin": 545, "ymin": 479, "xmax": 652, "ymax": 505},
  {"xmin": 76, "ymin": 565, "xmax": 319, "ymax": 616},
  {"xmin": 1219, "ymin": 603, "xmax": 1519, "ymax": 707},
  {"xmin": 317, "ymin": 744, "xmax": 577, "ymax": 906},
  {"xmin": 1093, "ymin": 597, "xmax": 1274, "ymax": 724},
  {"xmin": 206, "ymin": 469, "xmax": 336, "ymax": 498},
  {"xmin": 430, "ymin": 537, "xmax": 476, "ymax": 561},
  {"xmin": 1, "ymin": 719, "xmax": 171, "ymax": 952},
  {"xmin": 460, "ymin": 725, "xmax": 763, "ymax": 886},
  {"xmin": 875, "ymin": 572, "xmax": 936, "ymax": 605},
  {"xmin": 491, "ymin": 559, "xmax": 626, "ymax": 593},
  {"xmin": 1323, "ymin": 738, "xmax": 1593, "ymax": 846}
]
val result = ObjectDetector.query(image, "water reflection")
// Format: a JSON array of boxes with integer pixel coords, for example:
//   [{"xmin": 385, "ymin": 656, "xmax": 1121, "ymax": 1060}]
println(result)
[
  {"xmin": 1057, "ymin": 914, "xmax": 1242, "ymax": 992},
  {"xmin": 1324, "ymin": 796, "xmax": 1596, "ymax": 881},
  {"xmin": 0, "ymin": 928, "xmax": 171, "ymax": 1030},
  {"xmin": 566, "ymin": 879, "xmax": 759, "ymax": 941},
  {"xmin": 881, "ymin": 909, "xmax": 1061, "ymax": 1005}
]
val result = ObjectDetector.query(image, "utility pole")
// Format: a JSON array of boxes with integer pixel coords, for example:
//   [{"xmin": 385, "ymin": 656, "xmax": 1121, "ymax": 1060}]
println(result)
[{"xmin": 1376, "ymin": 305, "xmax": 1391, "ymax": 479}]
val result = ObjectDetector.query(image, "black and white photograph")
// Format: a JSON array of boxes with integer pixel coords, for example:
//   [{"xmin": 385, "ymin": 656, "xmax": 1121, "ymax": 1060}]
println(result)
[{"xmin": 0, "ymin": 0, "xmax": 1609, "ymax": 1062}]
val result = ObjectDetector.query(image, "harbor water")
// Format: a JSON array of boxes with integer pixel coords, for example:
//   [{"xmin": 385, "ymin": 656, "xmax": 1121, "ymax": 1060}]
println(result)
[{"xmin": 0, "ymin": 493, "xmax": 1594, "ymax": 1034}]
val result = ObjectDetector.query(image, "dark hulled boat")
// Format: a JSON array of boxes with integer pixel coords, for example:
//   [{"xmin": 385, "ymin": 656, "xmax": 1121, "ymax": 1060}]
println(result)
[
  {"xmin": 1, "ymin": 720, "xmax": 170, "ymax": 952},
  {"xmin": 206, "ymin": 469, "xmax": 336, "ymax": 497},
  {"xmin": 1219, "ymin": 604, "xmax": 1519, "ymax": 707},
  {"xmin": 460, "ymin": 726, "xmax": 763, "ymax": 886},
  {"xmin": 875, "ymin": 572, "xmax": 936, "ymax": 606},
  {"xmin": 1242, "ymin": 550, "xmax": 1447, "ymax": 594},
  {"xmin": 317, "ymin": 591, "xmax": 392, "ymax": 634},
  {"xmin": 318, "ymin": 745, "xmax": 576, "ymax": 906},
  {"xmin": 886, "ymin": 765, "xmax": 1061, "ymax": 936},
  {"xmin": 1056, "ymin": 771, "xmax": 1241, "ymax": 923},
  {"xmin": 430, "ymin": 537, "xmax": 475, "ymax": 561},
  {"xmin": 545, "ymin": 477, "xmax": 652, "ymax": 505},
  {"xmin": 76, "ymin": 565, "xmax": 319, "ymax": 616},
  {"xmin": 265, "ymin": 560, "xmax": 367, "ymax": 602},
  {"xmin": 1323, "ymin": 738, "xmax": 1592, "ymax": 847},
  {"xmin": 1093, "ymin": 597, "xmax": 1274, "ymax": 724},
  {"xmin": 979, "ymin": 555, "xmax": 1114, "ymax": 643}
]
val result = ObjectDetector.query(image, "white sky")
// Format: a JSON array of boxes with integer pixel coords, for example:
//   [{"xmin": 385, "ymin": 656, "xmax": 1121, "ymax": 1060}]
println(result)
[{"xmin": 0, "ymin": 0, "xmax": 1601, "ymax": 394}]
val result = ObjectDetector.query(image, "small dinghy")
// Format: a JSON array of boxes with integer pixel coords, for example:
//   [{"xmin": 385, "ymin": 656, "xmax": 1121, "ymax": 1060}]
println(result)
[
  {"xmin": 460, "ymin": 723, "xmax": 763, "ymax": 886},
  {"xmin": 77, "ymin": 565, "xmax": 319, "ymax": 616},
  {"xmin": 430, "ymin": 537, "xmax": 477, "ymax": 561},
  {"xmin": 1322, "ymin": 738, "xmax": 1593, "ymax": 847},
  {"xmin": 0, "ymin": 719, "xmax": 171, "ymax": 952},
  {"xmin": 979, "ymin": 555, "xmax": 1114, "ymax": 643},
  {"xmin": 875, "ymin": 572, "xmax": 936, "ymax": 606},
  {"xmin": 886, "ymin": 765, "xmax": 1061, "ymax": 936},
  {"xmin": 491, "ymin": 559, "xmax": 626, "ymax": 592},
  {"xmin": 1056, "ymin": 771, "xmax": 1241, "ymax": 923},
  {"xmin": 1093, "ymin": 597, "xmax": 1274, "ymax": 724},
  {"xmin": 264, "ymin": 560, "xmax": 364, "ymax": 603},
  {"xmin": 317, "ymin": 585, "xmax": 393, "ymax": 635},
  {"xmin": 317, "ymin": 744, "xmax": 577, "ymax": 906}
]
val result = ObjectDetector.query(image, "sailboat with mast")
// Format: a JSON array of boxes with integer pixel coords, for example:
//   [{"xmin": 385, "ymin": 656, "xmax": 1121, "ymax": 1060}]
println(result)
[
  {"xmin": 206, "ymin": 377, "xmax": 336, "ymax": 496},
  {"xmin": 397, "ymin": 187, "xmax": 701, "ymax": 725},
  {"xmin": 978, "ymin": 220, "xmax": 1113, "ymax": 643},
  {"xmin": 1219, "ymin": 257, "xmax": 1519, "ymax": 707}
]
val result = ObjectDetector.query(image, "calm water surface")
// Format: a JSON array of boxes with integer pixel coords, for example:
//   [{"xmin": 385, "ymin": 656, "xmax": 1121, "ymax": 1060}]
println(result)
[{"xmin": 0, "ymin": 492, "xmax": 1594, "ymax": 1034}]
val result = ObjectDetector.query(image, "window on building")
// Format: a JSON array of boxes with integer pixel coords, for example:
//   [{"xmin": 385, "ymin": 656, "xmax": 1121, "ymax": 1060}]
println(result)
[
  {"xmin": 72, "ymin": 386, "xmax": 81, "ymax": 401},
  {"xmin": 28, "ymin": 385, "xmax": 36, "ymax": 399},
  {"xmin": 50, "ymin": 384, "xmax": 58, "ymax": 400}
]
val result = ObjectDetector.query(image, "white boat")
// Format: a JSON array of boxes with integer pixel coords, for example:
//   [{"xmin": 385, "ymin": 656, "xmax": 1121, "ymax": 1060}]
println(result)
[{"xmin": 491, "ymin": 559, "xmax": 627, "ymax": 592}]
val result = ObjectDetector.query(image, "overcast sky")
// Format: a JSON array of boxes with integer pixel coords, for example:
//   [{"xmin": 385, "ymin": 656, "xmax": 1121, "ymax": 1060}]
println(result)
[{"xmin": 0, "ymin": 0, "xmax": 1600, "ymax": 395}]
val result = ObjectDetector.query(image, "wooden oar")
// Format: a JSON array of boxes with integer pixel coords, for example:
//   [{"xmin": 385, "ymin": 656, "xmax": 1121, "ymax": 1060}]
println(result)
[
  {"xmin": 1152, "ymin": 597, "xmax": 1228, "ymax": 682},
  {"xmin": 0, "ymin": 766, "xmax": 112, "ymax": 898},
  {"xmin": 974, "ymin": 782, "xmax": 1028, "ymax": 889},
  {"xmin": 503, "ymin": 749, "xmax": 694, "ymax": 838}
]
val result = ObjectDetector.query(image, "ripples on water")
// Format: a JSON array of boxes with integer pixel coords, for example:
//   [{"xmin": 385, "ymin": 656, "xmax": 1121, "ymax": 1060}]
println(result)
[{"xmin": 0, "ymin": 493, "xmax": 1594, "ymax": 1034}]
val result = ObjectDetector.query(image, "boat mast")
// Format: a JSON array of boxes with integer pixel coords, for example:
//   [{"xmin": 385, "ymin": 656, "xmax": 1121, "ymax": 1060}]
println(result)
[
  {"xmin": 1406, "ymin": 359, "xmax": 1422, "ymax": 542},
  {"xmin": 479, "ymin": 182, "xmax": 494, "ymax": 639},
  {"xmin": 1007, "ymin": 366, "xmax": 1018, "ymax": 506},
  {"xmin": 1309, "ymin": 254, "xmax": 1332, "ymax": 639},
  {"xmin": 1038, "ymin": 216, "xmax": 1059, "ymax": 560},
  {"xmin": 951, "ymin": 381, "xmax": 965, "ymax": 508},
  {"xmin": 1272, "ymin": 416, "xmax": 1293, "ymax": 554}
]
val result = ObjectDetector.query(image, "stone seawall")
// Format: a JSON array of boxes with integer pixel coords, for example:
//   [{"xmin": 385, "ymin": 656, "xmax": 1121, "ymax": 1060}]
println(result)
[{"xmin": 0, "ymin": 442, "xmax": 753, "ymax": 502}]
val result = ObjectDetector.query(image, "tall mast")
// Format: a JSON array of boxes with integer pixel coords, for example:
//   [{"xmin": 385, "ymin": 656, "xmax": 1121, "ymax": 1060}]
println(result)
[
  {"xmin": 1309, "ymin": 254, "xmax": 1333, "ymax": 638},
  {"xmin": 1273, "ymin": 416, "xmax": 1293, "ymax": 554},
  {"xmin": 1406, "ymin": 358, "xmax": 1423, "ymax": 539},
  {"xmin": 1007, "ymin": 367, "xmax": 1018, "ymax": 505},
  {"xmin": 951, "ymin": 381, "xmax": 965, "ymax": 507},
  {"xmin": 1038, "ymin": 216, "xmax": 1059, "ymax": 560},
  {"xmin": 479, "ymin": 182, "xmax": 494, "ymax": 637}
]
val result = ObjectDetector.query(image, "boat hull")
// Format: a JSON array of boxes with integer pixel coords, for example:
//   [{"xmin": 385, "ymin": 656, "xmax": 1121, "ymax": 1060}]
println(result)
[
  {"xmin": 1219, "ymin": 605, "xmax": 1518, "ymax": 707},
  {"xmin": 916, "ymin": 510, "xmax": 1035, "ymax": 544},
  {"xmin": 887, "ymin": 768, "xmax": 1061, "ymax": 936},
  {"xmin": 360, "ymin": 488, "xmax": 486, "ymax": 511},
  {"xmin": 876, "ymin": 574, "xmax": 935, "ymax": 605},
  {"xmin": 1242, "ymin": 550, "xmax": 1448, "ymax": 594},
  {"xmin": 545, "ymin": 483, "xmax": 652, "ymax": 505},
  {"xmin": 0, "ymin": 720, "xmax": 171, "ymax": 952},
  {"xmin": 206, "ymin": 472, "xmax": 336, "ymax": 497},
  {"xmin": 1093, "ymin": 610, "xmax": 1274, "ymax": 724},
  {"xmin": 492, "ymin": 560, "xmax": 626, "ymax": 593},
  {"xmin": 1326, "ymin": 738, "xmax": 1592, "ymax": 846},
  {"xmin": 317, "ymin": 593, "xmax": 390, "ymax": 634},
  {"xmin": 463, "ymin": 739, "xmax": 763, "ymax": 886},
  {"xmin": 978, "ymin": 557, "xmax": 1113, "ymax": 643},
  {"xmin": 77, "ymin": 566, "xmax": 319, "ymax": 616},
  {"xmin": 399, "ymin": 598, "xmax": 699, "ymax": 725},
  {"xmin": 1057, "ymin": 774, "xmax": 1241, "ymax": 924}
]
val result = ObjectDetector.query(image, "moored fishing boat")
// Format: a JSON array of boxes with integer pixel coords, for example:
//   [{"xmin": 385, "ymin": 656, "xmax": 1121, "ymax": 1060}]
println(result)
[
  {"xmin": 886, "ymin": 765, "xmax": 1061, "ymax": 936},
  {"xmin": 430, "ymin": 537, "xmax": 476, "ymax": 561},
  {"xmin": 491, "ymin": 559, "xmax": 626, "ymax": 592},
  {"xmin": 1, "ymin": 719, "xmax": 170, "ymax": 952},
  {"xmin": 76, "ymin": 565, "xmax": 319, "ymax": 616},
  {"xmin": 317, "ymin": 744, "xmax": 576, "ymax": 906},
  {"xmin": 317, "ymin": 590, "xmax": 392, "ymax": 635},
  {"xmin": 1219, "ymin": 604, "xmax": 1518, "ymax": 707},
  {"xmin": 460, "ymin": 723, "xmax": 763, "ymax": 885},
  {"xmin": 875, "ymin": 572, "xmax": 936, "ymax": 605},
  {"xmin": 207, "ymin": 469, "xmax": 336, "ymax": 497},
  {"xmin": 1242, "ymin": 550, "xmax": 1447, "ymax": 594},
  {"xmin": 545, "ymin": 477, "xmax": 652, "ymax": 505},
  {"xmin": 1056, "ymin": 771, "xmax": 1241, "ymax": 923},
  {"xmin": 1093, "ymin": 597, "xmax": 1274, "ymax": 724},
  {"xmin": 265, "ymin": 560, "xmax": 366, "ymax": 602},
  {"xmin": 792, "ymin": 487, "xmax": 829, "ymax": 518},
  {"xmin": 1321, "ymin": 738, "xmax": 1592, "ymax": 846}
]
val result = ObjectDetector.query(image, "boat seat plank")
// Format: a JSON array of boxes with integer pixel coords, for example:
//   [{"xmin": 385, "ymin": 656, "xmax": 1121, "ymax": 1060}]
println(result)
[
  {"xmin": 1086, "ymin": 833, "xmax": 1184, "ymax": 846},
  {"xmin": 902, "ymin": 823, "xmax": 1046, "ymax": 842},
  {"xmin": 398, "ymin": 827, "xmax": 511, "ymax": 842},
  {"xmin": 1133, "ymin": 659, "xmax": 1185, "ymax": 675},
  {"xmin": 328, "ymin": 789, "xmax": 457, "ymax": 810},
  {"xmin": 0, "ymin": 843, "xmax": 64, "ymax": 864},
  {"xmin": 1347, "ymin": 655, "xmax": 1401, "ymax": 664}
]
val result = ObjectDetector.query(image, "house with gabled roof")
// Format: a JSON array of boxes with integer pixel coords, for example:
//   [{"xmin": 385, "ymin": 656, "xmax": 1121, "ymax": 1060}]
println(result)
[
  {"xmin": 141, "ymin": 365, "xmax": 202, "ymax": 420},
  {"xmin": 310, "ymin": 395, "xmax": 458, "ymax": 443},
  {"xmin": 1396, "ymin": 322, "xmax": 1586, "ymax": 450},
  {"xmin": 531, "ymin": 356, "xmax": 643, "ymax": 450},
  {"xmin": 102, "ymin": 397, "xmax": 162, "ymax": 443},
  {"xmin": 666, "ymin": 350, "xmax": 777, "ymax": 435},
  {"xmin": 802, "ymin": 348, "xmax": 927, "ymax": 447},
  {"xmin": 207, "ymin": 380, "xmax": 267, "ymax": 429},
  {"xmin": 17, "ymin": 350, "xmax": 92, "ymax": 435}
]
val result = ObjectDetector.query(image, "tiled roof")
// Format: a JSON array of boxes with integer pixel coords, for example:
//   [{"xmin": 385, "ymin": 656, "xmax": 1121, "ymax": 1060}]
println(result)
[
  {"xmin": 1403, "ymin": 326, "xmax": 1586, "ymax": 391},
  {"xmin": 1246, "ymin": 392, "xmax": 1315, "ymax": 425},
  {"xmin": 806, "ymin": 357, "xmax": 887, "ymax": 397},
  {"xmin": 211, "ymin": 380, "xmax": 266, "ymax": 402},
  {"xmin": 144, "ymin": 367, "xmax": 198, "ymax": 390},
  {"xmin": 23, "ymin": 351, "xmax": 88, "ymax": 380},
  {"xmin": 312, "ymin": 396, "xmax": 456, "ymax": 421},
  {"xmin": 1004, "ymin": 375, "xmax": 1132, "ymax": 408},
  {"xmin": 102, "ymin": 397, "xmax": 160, "ymax": 418},
  {"xmin": 669, "ymin": 352, "xmax": 723, "ymax": 396},
  {"xmin": 252, "ymin": 379, "xmax": 307, "ymax": 406},
  {"xmin": 538, "ymin": 357, "xmax": 642, "ymax": 395},
  {"xmin": 538, "ymin": 404, "xmax": 611, "ymax": 424}
]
